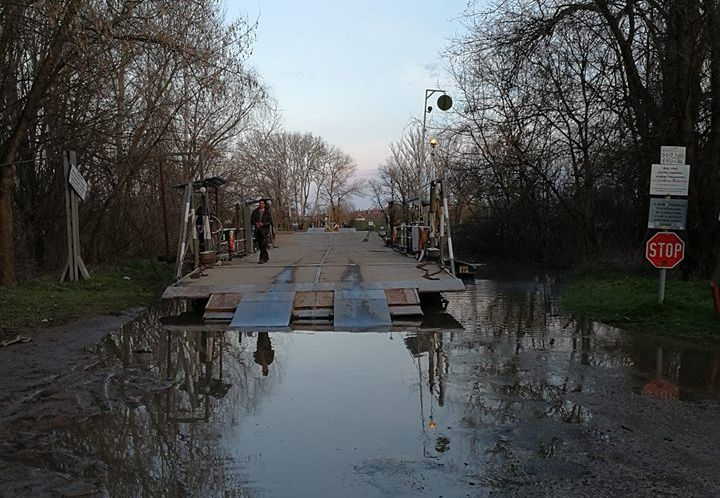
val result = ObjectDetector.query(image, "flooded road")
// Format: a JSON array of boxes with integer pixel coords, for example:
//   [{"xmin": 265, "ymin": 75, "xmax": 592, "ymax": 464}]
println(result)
[{"xmin": 1, "ymin": 274, "xmax": 719, "ymax": 497}]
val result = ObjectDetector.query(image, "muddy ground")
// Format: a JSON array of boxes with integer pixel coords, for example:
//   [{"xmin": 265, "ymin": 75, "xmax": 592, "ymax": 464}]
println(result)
[{"xmin": 0, "ymin": 308, "xmax": 147, "ymax": 496}]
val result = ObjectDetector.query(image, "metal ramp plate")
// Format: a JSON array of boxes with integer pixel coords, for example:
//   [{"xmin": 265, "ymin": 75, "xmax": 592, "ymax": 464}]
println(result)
[
  {"xmin": 333, "ymin": 289, "xmax": 391, "ymax": 330},
  {"xmin": 229, "ymin": 291, "xmax": 295, "ymax": 331}
]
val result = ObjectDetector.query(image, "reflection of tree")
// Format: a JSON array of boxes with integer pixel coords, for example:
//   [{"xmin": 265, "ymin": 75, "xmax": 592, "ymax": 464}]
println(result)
[
  {"xmin": 48, "ymin": 308, "xmax": 284, "ymax": 497},
  {"xmin": 441, "ymin": 279, "xmax": 603, "ymax": 465},
  {"xmin": 441, "ymin": 278, "xmax": 720, "ymax": 490},
  {"xmin": 166, "ymin": 330, "xmax": 231, "ymax": 423}
]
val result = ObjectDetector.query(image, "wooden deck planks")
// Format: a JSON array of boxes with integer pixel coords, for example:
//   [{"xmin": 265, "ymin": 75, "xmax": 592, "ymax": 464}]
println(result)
[
  {"xmin": 163, "ymin": 232, "xmax": 464, "ymax": 307},
  {"xmin": 205, "ymin": 293, "xmax": 244, "ymax": 311}
]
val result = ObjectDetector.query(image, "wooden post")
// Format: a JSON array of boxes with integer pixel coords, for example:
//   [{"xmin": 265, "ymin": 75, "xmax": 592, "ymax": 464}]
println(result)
[
  {"xmin": 61, "ymin": 151, "xmax": 89, "ymax": 282},
  {"xmin": 159, "ymin": 158, "xmax": 170, "ymax": 261},
  {"xmin": 175, "ymin": 182, "xmax": 192, "ymax": 281},
  {"xmin": 202, "ymin": 188, "xmax": 212, "ymax": 252},
  {"xmin": 441, "ymin": 180, "xmax": 456, "ymax": 277},
  {"xmin": 192, "ymin": 188, "xmax": 200, "ymax": 270},
  {"xmin": 234, "ymin": 203, "xmax": 240, "ymax": 234},
  {"xmin": 244, "ymin": 203, "xmax": 253, "ymax": 255},
  {"xmin": 62, "ymin": 152, "xmax": 76, "ymax": 282}
]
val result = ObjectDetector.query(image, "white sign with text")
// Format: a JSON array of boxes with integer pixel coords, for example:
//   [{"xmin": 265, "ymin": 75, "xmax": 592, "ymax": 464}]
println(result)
[
  {"xmin": 68, "ymin": 166, "xmax": 87, "ymax": 201},
  {"xmin": 649, "ymin": 164, "xmax": 690, "ymax": 196},
  {"xmin": 660, "ymin": 146, "xmax": 686, "ymax": 166}
]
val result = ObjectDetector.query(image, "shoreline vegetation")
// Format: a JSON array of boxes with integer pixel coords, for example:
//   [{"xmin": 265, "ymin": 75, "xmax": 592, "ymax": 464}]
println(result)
[
  {"xmin": 561, "ymin": 272, "xmax": 720, "ymax": 341},
  {"xmin": 0, "ymin": 260, "xmax": 173, "ymax": 334}
]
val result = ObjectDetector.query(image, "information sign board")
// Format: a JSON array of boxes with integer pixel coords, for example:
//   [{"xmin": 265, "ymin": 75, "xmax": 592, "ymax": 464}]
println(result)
[
  {"xmin": 660, "ymin": 146, "xmax": 686, "ymax": 166},
  {"xmin": 648, "ymin": 198, "xmax": 688, "ymax": 230},
  {"xmin": 68, "ymin": 166, "xmax": 87, "ymax": 201},
  {"xmin": 649, "ymin": 164, "xmax": 690, "ymax": 196}
]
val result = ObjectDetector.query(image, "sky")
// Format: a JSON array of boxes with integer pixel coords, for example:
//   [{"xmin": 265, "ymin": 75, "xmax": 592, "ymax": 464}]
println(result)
[{"xmin": 225, "ymin": 0, "xmax": 471, "ymax": 206}]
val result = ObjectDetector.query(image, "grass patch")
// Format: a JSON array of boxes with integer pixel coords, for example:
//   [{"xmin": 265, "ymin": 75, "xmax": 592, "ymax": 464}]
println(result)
[
  {"xmin": 0, "ymin": 259, "xmax": 174, "ymax": 332},
  {"xmin": 561, "ymin": 272, "xmax": 720, "ymax": 341}
]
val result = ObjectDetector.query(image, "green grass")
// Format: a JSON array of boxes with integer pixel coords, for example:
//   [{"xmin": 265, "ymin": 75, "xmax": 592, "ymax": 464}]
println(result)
[
  {"xmin": 0, "ymin": 260, "xmax": 174, "ymax": 332},
  {"xmin": 561, "ymin": 272, "xmax": 720, "ymax": 341}
]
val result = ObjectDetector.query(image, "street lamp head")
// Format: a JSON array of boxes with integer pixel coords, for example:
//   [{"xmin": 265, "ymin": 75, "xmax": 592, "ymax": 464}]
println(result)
[
  {"xmin": 429, "ymin": 137, "xmax": 438, "ymax": 149},
  {"xmin": 437, "ymin": 94, "xmax": 453, "ymax": 111}
]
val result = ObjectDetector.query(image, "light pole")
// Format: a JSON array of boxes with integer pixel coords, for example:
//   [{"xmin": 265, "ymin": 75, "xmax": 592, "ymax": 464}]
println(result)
[
  {"xmin": 419, "ymin": 89, "xmax": 454, "ymax": 275},
  {"xmin": 422, "ymin": 89, "xmax": 450, "ymax": 142},
  {"xmin": 420, "ymin": 89, "xmax": 452, "ymax": 189}
]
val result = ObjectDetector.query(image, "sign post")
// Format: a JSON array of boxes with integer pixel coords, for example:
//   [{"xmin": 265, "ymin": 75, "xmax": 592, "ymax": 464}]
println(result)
[
  {"xmin": 647, "ymin": 146, "xmax": 688, "ymax": 303},
  {"xmin": 645, "ymin": 231, "xmax": 685, "ymax": 302},
  {"xmin": 61, "ymin": 151, "xmax": 90, "ymax": 282},
  {"xmin": 658, "ymin": 267, "xmax": 666, "ymax": 304}
]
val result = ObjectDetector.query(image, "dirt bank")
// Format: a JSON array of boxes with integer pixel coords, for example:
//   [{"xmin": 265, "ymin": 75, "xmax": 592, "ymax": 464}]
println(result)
[{"xmin": 0, "ymin": 304, "xmax": 181, "ymax": 497}]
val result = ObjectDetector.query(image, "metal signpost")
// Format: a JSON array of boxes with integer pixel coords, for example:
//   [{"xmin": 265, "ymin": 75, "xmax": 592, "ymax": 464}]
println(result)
[
  {"xmin": 645, "ymin": 232, "xmax": 685, "ymax": 302},
  {"xmin": 61, "ymin": 151, "xmax": 90, "ymax": 282},
  {"xmin": 646, "ymin": 146, "xmax": 688, "ymax": 303}
]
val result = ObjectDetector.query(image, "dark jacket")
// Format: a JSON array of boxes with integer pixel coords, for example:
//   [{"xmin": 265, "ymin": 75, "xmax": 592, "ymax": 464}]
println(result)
[{"xmin": 251, "ymin": 207, "xmax": 273, "ymax": 238}]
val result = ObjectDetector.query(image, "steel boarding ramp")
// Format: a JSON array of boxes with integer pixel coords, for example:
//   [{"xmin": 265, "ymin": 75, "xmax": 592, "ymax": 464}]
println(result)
[
  {"xmin": 333, "ymin": 289, "xmax": 392, "ymax": 330},
  {"xmin": 229, "ymin": 290, "xmax": 295, "ymax": 331},
  {"xmin": 226, "ymin": 288, "xmax": 401, "ymax": 331}
]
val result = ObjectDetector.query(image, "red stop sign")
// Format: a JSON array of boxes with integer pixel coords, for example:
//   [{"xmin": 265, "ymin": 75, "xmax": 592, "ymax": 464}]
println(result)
[{"xmin": 646, "ymin": 231, "xmax": 685, "ymax": 269}]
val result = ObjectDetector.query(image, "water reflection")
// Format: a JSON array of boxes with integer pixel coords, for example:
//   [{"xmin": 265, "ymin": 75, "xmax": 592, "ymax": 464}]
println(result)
[
  {"xmin": 165, "ymin": 330, "xmax": 231, "ymax": 422},
  {"xmin": 253, "ymin": 332, "xmax": 275, "ymax": 377},
  {"xmin": 630, "ymin": 342, "xmax": 720, "ymax": 397},
  {"xmin": 51, "ymin": 309, "xmax": 281, "ymax": 497},
  {"xmin": 7, "ymin": 276, "xmax": 719, "ymax": 497},
  {"xmin": 641, "ymin": 348, "xmax": 679, "ymax": 400},
  {"xmin": 451, "ymin": 278, "xmax": 720, "ymax": 396}
]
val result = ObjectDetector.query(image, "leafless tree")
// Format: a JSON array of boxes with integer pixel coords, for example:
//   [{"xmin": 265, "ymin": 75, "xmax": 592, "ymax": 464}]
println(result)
[
  {"xmin": 442, "ymin": 0, "xmax": 720, "ymax": 271},
  {"xmin": 0, "ymin": 1, "xmax": 270, "ymax": 284},
  {"xmin": 322, "ymin": 148, "xmax": 366, "ymax": 227},
  {"xmin": 233, "ymin": 131, "xmax": 364, "ymax": 229}
]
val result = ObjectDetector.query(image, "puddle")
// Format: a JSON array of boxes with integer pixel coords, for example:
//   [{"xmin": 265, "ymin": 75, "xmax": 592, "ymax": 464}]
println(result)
[{"xmin": 1, "ymin": 277, "xmax": 719, "ymax": 497}]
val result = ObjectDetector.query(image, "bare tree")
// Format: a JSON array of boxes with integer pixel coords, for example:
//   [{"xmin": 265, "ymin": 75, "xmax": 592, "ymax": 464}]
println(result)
[
  {"xmin": 1, "ymin": 1, "xmax": 269, "ymax": 284},
  {"xmin": 441, "ymin": 0, "xmax": 720, "ymax": 270},
  {"xmin": 233, "ymin": 131, "xmax": 363, "ymax": 229},
  {"xmin": 0, "ymin": 0, "xmax": 83, "ymax": 285},
  {"xmin": 322, "ymin": 149, "xmax": 365, "ymax": 227}
]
